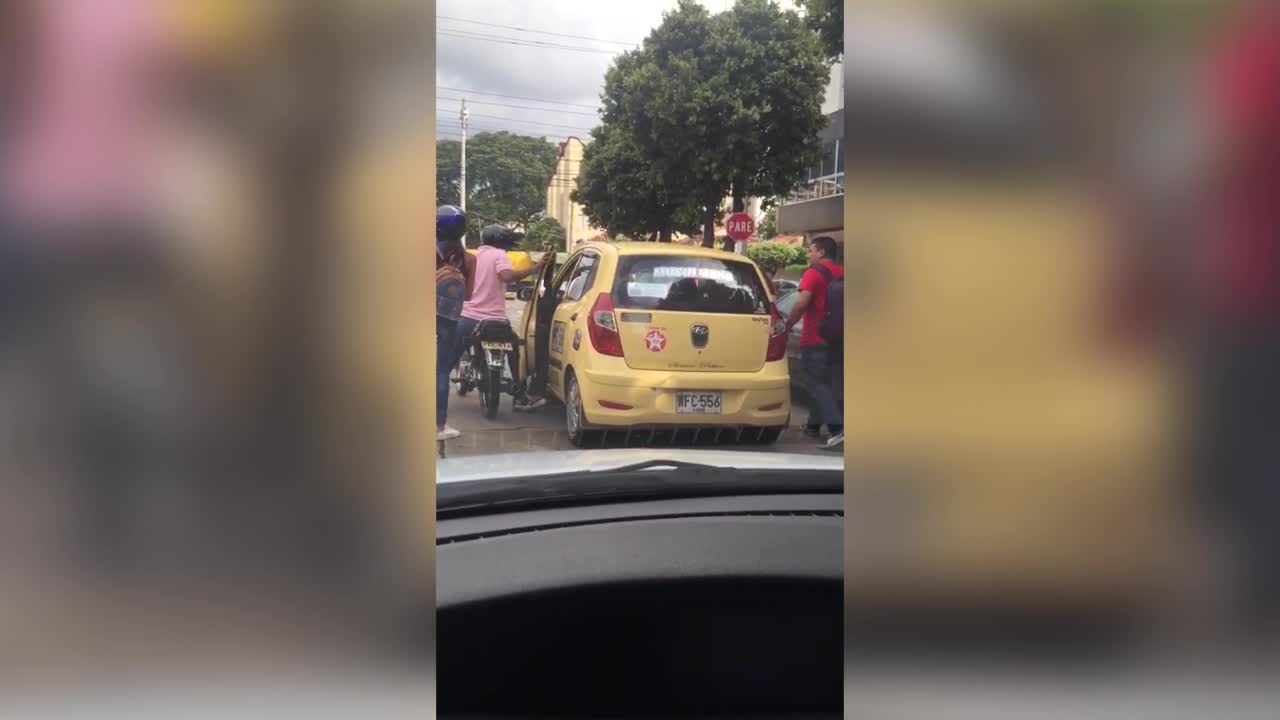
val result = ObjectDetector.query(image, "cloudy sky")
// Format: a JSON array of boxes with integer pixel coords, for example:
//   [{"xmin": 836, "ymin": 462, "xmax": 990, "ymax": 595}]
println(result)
[{"xmin": 435, "ymin": 0, "xmax": 802, "ymax": 144}]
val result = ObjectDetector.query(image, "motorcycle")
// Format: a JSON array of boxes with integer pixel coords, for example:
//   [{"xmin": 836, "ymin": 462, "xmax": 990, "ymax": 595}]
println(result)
[{"xmin": 453, "ymin": 319, "xmax": 522, "ymax": 420}]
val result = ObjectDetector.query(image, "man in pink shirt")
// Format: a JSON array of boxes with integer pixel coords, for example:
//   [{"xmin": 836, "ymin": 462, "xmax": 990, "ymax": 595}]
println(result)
[{"xmin": 445, "ymin": 225, "xmax": 548, "ymax": 412}]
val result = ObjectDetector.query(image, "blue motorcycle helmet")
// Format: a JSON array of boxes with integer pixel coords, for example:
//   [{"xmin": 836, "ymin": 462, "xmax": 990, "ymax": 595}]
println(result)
[{"xmin": 437, "ymin": 205, "xmax": 467, "ymax": 244}]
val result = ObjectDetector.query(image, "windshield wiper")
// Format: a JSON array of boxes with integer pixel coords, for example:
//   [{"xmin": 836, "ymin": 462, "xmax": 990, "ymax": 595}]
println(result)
[
  {"xmin": 437, "ymin": 461, "xmax": 842, "ymax": 519},
  {"xmin": 592, "ymin": 458, "xmax": 724, "ymax": 473}
]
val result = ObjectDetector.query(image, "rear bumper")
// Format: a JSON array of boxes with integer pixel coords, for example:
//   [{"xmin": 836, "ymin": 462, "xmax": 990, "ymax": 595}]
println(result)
[{"xmin": 578, "ymin": 363, "xmax": 791, "ymax": 428}]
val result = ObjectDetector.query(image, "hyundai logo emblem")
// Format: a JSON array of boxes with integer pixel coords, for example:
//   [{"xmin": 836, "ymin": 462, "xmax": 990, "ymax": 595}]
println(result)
[{"xmin": 690, "ymin": 324, "xmax": 709, "ymax": 348}]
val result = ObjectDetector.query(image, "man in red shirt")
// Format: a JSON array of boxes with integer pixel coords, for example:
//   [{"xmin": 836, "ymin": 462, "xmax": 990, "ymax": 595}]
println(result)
[
  {"xmin": 1198, "ymin": 0, "xmax": 1280, "ymax": 630},
  {"xmin": 784, "ymin": 236, "xmax": 843, "ymax": 450}
]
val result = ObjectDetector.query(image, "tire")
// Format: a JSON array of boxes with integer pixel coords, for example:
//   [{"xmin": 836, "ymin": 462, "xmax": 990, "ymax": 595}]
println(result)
[
  {"xmin": 455, "ymin": 352, "xmax": 471, "ymax": 397},
  {"xmin": 480, "ymin": 363, "xmax": 501, "ymax": 419},
  {"xmin": 754, "ymin": 427, "xmax": 783, "ymax": 445},
  {"xmin": 564, "ymin": 372, "xmax": 591, "ymax": 448}
]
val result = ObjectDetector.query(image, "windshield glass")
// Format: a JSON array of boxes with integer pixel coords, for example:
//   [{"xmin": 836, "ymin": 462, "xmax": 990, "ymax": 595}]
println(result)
[{"xmin": 612, "ymin": 256, "xmax": 771, "ymax": 315}]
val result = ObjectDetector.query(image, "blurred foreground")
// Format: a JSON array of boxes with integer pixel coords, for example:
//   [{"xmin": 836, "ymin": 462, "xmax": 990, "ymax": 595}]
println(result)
[
  {"xmin": 839, "ymin": 0, "xmax": 1280, "ymax": 701},
  {"xmin": 0, "ymin": 0, "xmax": 1279, "ymax": 715},
  {"xmin": 0, "ymin": 0, "xmax": 437, "ymax": 696}
]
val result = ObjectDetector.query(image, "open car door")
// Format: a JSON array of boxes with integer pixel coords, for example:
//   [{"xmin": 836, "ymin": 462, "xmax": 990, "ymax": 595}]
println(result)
[{"xmin": 519, "ymin": 253, "xmax": 560, "ymax": 396}]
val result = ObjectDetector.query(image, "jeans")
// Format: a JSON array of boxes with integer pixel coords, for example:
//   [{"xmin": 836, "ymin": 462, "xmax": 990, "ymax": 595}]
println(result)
[
  {"xmin": 437, "ymin": 317, "xmax": 459, "ymax": 428},
  {"xmin": 800, "ymin": 344, "xmax": 843, "ymax": 433}
]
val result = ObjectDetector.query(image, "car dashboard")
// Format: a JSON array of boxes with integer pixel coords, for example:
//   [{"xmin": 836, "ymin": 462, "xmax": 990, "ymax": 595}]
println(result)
[{"xmin": 436, "ymin": 490, "xmax": 843, "ymax": 718}]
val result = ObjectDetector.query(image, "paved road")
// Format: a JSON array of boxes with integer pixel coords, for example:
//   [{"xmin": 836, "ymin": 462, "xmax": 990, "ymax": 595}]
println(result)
[{"xmin": 440, "ymin": 300, "xmax": 833, "ymax": 459}]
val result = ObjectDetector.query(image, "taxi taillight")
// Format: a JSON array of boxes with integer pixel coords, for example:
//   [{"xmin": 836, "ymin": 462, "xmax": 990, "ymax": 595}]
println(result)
[
  {"xmin": 588, "ymin": 293, "xmax": 624, "ymax": 357},
  {"xmin": 766, "ymin": 304, "xmax": 788, "ymax": 362}
]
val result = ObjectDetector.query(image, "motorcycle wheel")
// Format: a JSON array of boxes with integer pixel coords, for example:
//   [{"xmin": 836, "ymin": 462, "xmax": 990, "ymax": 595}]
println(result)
[
  {"xmin": 480, "ymin": 363, "xmax": 501, "ymax": 419},
  {"xmin": 455, "ymin": 351, "xmax": 472, "ymax": 397}
]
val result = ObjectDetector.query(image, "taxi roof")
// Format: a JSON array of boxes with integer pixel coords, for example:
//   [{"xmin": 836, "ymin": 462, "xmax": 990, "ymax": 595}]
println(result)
[{"xmin": 587, "ymin": 241, "xmax": 753, "ymax": 262}]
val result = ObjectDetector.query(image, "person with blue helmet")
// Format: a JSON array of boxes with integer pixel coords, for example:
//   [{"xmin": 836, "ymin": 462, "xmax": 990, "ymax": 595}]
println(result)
[{"xmin": 436, "ymin": 205, "xmax": 473, "ymax": 440}]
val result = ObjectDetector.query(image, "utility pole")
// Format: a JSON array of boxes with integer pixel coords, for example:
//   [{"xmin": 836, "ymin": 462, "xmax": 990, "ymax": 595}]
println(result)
[{"xmin": 459, "ymin": 98, "xmax": 469, "ymax": 246}]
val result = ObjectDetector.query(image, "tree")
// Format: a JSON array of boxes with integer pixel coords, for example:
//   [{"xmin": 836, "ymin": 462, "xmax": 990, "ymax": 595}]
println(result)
[
  {"xmin": 573, "ymin": 124, "xmax": 701, "ymax": 242},
  {"xmin": 519, "ymin": 214, "xmax": 566, "ymax": 253},
  {"xmin": 434, "ymin": 131, "xmax": 558, "ymax": 235},
  {"xmin": 600, "ymin": 0, "xmax": 829, "ymax": 247},
  {"xmin": 436, "ymin": 139, "xmax": 461, "ymax": 206},
  {"xmin": 757, "ymin": 205, "xmax": 778, "ymax": 240},
  {"xmin": 798, "ymin": 0, "xmax": 843, "ymax": 62}
]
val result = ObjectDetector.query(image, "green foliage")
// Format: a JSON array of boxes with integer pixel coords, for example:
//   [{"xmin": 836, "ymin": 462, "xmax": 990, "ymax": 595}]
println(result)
[
  {"xmin": 757, "ymin": 206, "xmax": 778, "ymax": 240},
  {"xmin": 573, "ymin": 124, "xmax": 702, "ymax": 242},
  {"xmin": 797, "ymin": 0, "xmax": 843, "ymax": 62},
  {"xmin": 788, "ymin": 245, "xmax": 808, "ymax": 266},
  {"xmin": 436, "ymin": 139, "xmax": 461, "ymax": 206},
  {"xmin": 598, "ymin": 0, "xmax": 829, "ymax": 246},
  {"xmin": 519, "ymin": 215, "xmax": 566, "ymax": 253},
  {"xmin": 745, "ymin": 242, "xmax": 795, "ymax": 274},
  {"xmin": 435, "ymin": 132, "xmax": 558, "ymax": 235}
]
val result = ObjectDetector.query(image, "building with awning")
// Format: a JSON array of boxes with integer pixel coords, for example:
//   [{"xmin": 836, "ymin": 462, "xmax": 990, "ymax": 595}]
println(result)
[{"xmin": 777, "ymin": 60, "xmax": 844, "ymax": 248}]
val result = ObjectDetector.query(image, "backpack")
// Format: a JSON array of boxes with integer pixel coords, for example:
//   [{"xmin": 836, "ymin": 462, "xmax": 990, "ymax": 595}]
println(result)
[
  {"xmin": 813, "ymin": 263, "xmax": 843, "ymax": 346},
  {"xmin": 436, "ymin": 249, "xmax": 466, "ymax": 321}
]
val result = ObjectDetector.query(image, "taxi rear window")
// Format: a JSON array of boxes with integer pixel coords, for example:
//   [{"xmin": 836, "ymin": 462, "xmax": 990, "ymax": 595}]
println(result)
[{"xmin": 611, "ymin": 256, "xmax": 771, "ymax": 315}]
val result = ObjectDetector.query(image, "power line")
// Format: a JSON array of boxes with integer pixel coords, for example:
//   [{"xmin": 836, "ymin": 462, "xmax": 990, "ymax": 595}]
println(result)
[
  {"xmin": 440, "ymin": 29, "xmax": 619, "ymax": 55},
  {"xmin": 438, "ymin": 86, "xmax": 600, "ymax": 110},
  {"xmin": 437, "ymin": 110, "xmax": 595, "ymax": 133},
  {"xmin": 439, "ymin": 29, "xmax": 620, "ymax": 55},
  {"xmin": 469, "ymin": 112, "xmax": 595, "ymax": 132},
  {"xmin": 437, "ymin": 116, "xmax": 577, "ymax": 132},
  {"xmin": 437, "ymin": 127, "xmax": 573, "ymax": 141},
  {"xmin": 437, "ymin": 15, "xmax": 637, "ymax": 47},
  {"xmin": 437, "ymin": 123, "xmax": 574, "ymax": 139},
  {"xmin": 437, "ymin": 95, "xmax": 600, "ymax": 117}
]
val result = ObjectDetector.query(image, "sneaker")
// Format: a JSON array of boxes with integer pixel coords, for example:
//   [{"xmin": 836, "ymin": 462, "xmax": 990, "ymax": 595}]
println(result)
[
  {"xmin": 514, "ymin": 395, "xmax": 548, "ymax": 412},
  {"xmin": 817, "ymin": 432, "xmax": 843, "ymax": 451},
  {"xmin": 438, "ymin": 425, "xmax": 461, "ymax": 441},
  {"xmin": 801, "ymin": 425, "xmax": 823, "ymax": 439}
]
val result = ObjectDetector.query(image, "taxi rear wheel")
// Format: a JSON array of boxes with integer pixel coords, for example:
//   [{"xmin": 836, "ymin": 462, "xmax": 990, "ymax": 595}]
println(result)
[
  {"xmin": 565, "ymin": 372, "xmax": 593, "ymax": 448},
  {"xmin": 753, "ymin": 427, "xmax": 783, "ymax": 445}
]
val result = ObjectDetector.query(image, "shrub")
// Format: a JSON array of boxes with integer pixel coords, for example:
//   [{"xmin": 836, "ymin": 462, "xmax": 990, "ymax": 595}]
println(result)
[
  {"xmin": 788, "ymin": 245, "xmax": 809, "ymax": 266},
  {"xmin": 746, "ymin": 242, "xmax": 797, "ymax": 274}
]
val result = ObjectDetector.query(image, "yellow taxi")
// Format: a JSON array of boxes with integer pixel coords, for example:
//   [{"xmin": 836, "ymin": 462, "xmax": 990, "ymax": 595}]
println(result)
[
  {"xmin": 467, "ymin": 247, "xmax": 535, "ymax": 299},
  {"xmin": 518, "ymin": 242, "xmax": 790, "ymax": 447}
]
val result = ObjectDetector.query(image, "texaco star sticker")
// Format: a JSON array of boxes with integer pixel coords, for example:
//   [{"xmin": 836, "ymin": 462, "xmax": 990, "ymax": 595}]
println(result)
[{"xmin": 644, "ymin": 329, "xmax": 667, "ymax": 352}]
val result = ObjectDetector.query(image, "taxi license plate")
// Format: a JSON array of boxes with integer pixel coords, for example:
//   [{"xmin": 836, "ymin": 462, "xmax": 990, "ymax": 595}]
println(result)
[
  {"xmin": 481, "ymin": 342, "xmax": 514, "ymax": 351},
  {"xmin": 675, "ymin": 391, "xmax": 722, "ymax": 415}
]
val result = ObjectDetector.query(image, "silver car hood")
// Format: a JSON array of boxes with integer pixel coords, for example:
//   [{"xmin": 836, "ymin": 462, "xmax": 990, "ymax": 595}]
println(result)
[{"xmin": 436, "ymin": 449, "xmax": 843, "ymax": 484}]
